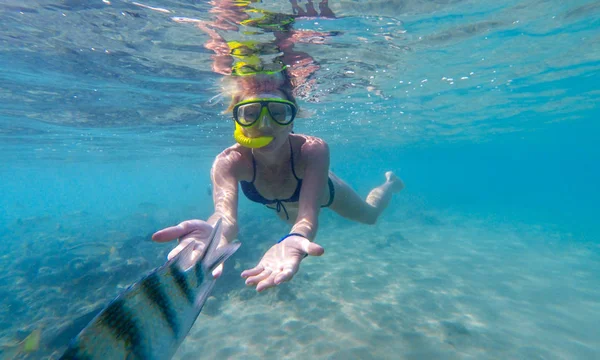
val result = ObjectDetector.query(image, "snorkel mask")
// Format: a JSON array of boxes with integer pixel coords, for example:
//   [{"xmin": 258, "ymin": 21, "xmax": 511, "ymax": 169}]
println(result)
[{"xmin": 232, "ymin": 98, "xmax": 297, "ymax": 148}]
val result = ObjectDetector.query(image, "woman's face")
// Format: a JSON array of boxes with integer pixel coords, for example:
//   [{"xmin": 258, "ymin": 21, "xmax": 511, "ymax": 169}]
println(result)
[{"xmin": 240, "ymin": 91, "xmax": 294, "ymax": 151}]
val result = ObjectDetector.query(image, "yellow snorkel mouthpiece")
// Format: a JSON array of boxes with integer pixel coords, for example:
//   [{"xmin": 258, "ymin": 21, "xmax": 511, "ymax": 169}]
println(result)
[{"xmin": 234, "ymin": 122, "xmax": 273, "ymax": 148}]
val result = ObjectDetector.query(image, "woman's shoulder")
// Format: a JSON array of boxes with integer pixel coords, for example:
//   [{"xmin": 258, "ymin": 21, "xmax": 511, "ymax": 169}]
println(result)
[
  {"xmin": 291, "ymin": 134, "xmax": 329, "ymax": 172},
  {"xmin": 219, "ymin": 143, "xmax": 250, "ymax": 157},
  {"xmin": 213, "ymin": 144, "xmax": 253, "ymax": 179},
  {"xmin": 291, "ymin": 133, "xmax": 329, "ymax": 151}
]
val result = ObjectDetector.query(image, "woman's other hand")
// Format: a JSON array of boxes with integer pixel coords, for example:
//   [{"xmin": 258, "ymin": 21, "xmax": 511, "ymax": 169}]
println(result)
[{"xmin": 241, "ymin": 235, "xmax": 324, "ymax": 292}]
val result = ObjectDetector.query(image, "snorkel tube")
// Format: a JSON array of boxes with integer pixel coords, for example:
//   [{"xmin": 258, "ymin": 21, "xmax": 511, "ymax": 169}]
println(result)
[{"xmin": 234, "ymin": 122, "xmax": 273, "ymax": 149}]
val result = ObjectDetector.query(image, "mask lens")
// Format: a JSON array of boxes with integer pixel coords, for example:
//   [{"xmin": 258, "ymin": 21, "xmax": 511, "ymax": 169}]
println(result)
[
  {"xmin": 267, "ymin": 102, "xmax": 294, "ymax": 124},
  {"xmin": 237, "ymin": 103, "xmax": 262, "ymax": 125}
]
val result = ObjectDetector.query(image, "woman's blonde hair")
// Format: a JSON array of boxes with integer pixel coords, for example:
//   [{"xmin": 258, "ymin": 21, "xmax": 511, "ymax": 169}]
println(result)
[{"xmin": 222, "ymin": 71, "xmax": 297, "ymax": 113}]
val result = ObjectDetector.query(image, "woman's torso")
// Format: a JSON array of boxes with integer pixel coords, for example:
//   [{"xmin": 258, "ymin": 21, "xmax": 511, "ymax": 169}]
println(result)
[{"xmin": 234, "ymin": 134, "xmax": 328, "ymax": 221}]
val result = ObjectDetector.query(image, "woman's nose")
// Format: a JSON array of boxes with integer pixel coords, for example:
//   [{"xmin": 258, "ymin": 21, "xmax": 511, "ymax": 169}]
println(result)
[{"xmin": 257, "ymin": 113, "xmax": 272, "ymax": 129}]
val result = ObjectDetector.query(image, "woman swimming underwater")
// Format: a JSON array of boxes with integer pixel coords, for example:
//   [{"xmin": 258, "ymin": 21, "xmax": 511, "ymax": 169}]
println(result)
[
  {"xmin": 152, "ymin": 70, "xmax": 404, "ymax": 292},
  {"xmin": 152, "ymin": 1, "xmax": 404, "ymax": 292}
]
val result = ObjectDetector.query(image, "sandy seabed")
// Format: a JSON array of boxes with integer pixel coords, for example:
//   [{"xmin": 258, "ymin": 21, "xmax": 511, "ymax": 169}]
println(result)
[
  {"xmin": 174, "ymin": 206, "xmax": 600, "ymax": 360},
  {"xmin": 1, "ymin": 202, "xmax": 598, "ymax": 360}
]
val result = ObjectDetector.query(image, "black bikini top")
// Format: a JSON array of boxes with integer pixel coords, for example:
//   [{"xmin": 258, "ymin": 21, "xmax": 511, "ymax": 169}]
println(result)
[{"xmin": 240, "ymin": 138, "xmax": 302, "ymax": 219}]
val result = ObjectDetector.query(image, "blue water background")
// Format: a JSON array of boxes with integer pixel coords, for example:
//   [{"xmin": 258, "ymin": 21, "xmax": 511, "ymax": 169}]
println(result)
[
  {"xmin": 3, "ymin": 117, "xmax": 598, "ymax": 240},
  {"xmin": 1, "ymin": 0, "xmax": 599, "ymax": 358}
]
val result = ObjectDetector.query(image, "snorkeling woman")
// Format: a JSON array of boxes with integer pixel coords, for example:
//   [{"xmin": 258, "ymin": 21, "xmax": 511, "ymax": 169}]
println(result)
[{"xmin": 152, "ymin": 70, "xmax": 404, "ymax": 292}]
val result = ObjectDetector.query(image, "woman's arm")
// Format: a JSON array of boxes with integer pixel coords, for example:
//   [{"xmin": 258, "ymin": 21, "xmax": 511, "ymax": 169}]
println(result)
[
  {"xmin": 241, "ymin": 138, "xmax": 327, "ymax": 291},
  {"xmin": 206, "ymin": 148, "xmax": 242, "ymax": 245},
  {"xmin": 151, "ymin": 147, "xmax": 243, "ymax": 278},
  {"xmin": 291, "ymin": 137, "xmax": 330, "ymax": 240}
]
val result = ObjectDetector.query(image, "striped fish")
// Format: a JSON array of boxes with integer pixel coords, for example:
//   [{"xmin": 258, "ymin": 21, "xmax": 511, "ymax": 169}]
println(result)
[{"xmin": 60, "ymin": 218, "xmax": 240, "ymax": 360}]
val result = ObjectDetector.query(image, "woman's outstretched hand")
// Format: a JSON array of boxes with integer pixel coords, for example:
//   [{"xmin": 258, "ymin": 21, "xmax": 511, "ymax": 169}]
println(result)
[
  {"xmin": 152, "ymin": 219, "xmax": 225, "ymax": 278},
  {"xmin": 241, "ymin": 235, "xmax": 324, "ymax": 292}
]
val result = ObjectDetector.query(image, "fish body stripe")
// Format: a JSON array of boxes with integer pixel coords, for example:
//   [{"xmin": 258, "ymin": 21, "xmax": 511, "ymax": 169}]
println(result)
[
  {"xmin": 194, "ymin": 261, "xmax": 204, "ymax": 286},
  {"xmin": 59, "ymin": 344, "xmax": 93, "ymax": 360},
  {"xmin": 97, "ymin": 298, "xmax": 146, "ymax": 359},
  {"xmin": 140, "ymin": 272, "xmax": 180, "ymax": 337},
  {"xmin": 169, "ymin": 262, "xmax": 195, "ymax": 304}
]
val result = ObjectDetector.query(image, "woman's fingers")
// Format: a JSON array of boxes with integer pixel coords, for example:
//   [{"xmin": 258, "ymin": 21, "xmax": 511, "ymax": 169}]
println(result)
[
  {"xmin": 274, "ymin": 268, "xmax": 294, "ymax": 285},
  {"xmin": 257, "ymin": 265, "xmax": 295, "ymax": 291},
  {"xmin": 212, "ymin": 263, "xmax": 224, "ymax": 279},
  {"xmin": 298, "ymin": 238, "xmax": 325, "ymax": 256},
  {"xmin": 152, "ymin": 225, "xmax": 183, "ymax": 243},
  {"xmin": 306, "ymin": 242, "xmax": 325, "ymax": 256},
  {"xmin": 244, "ymin": 268, "xmax": 271, "ymax": 286},
  {"xmin": 152, "ymin": 220, "xmax": 212, "ymax": 243},
  {"xmin": 256, "ymin": 275, "xmax": 277, "ymax": 292},
  {"xmin": 167, "ymin": 239, "xmax": 193, "ymax": 260},
  {"xmin": 241, "ymin": 265, "xmax": 263, "ymax": 278}
]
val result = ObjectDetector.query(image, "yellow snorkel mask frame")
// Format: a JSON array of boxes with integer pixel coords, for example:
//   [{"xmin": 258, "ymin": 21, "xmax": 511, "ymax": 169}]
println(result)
[{"xmin": 232, "ymin": 98, "xmax": 297, "ymax": 149}]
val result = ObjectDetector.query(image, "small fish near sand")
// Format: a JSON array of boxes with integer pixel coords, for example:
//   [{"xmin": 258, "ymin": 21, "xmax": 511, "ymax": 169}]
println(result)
[{"xmin": 60, "ymin": 218, "xmax": 240, "ymax": 360}]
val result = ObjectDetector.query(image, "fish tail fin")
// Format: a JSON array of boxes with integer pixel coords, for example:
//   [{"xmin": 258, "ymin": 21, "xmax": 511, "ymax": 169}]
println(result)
[
  {"xmin": 201, "ymin": 218, "xmax": 241, "ymax": 274},
  {"xmin": 193, "ymin": 278, "xmax": 217, "ymax": 311},
  {"xmin": 21, "ymin": 329, "xmax": 41, "ymax": 353}
]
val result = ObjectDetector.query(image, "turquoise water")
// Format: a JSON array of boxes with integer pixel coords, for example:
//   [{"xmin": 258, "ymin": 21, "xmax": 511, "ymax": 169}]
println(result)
[{"xmin": 1, "ymin": 0, "xmax": 599, "ymax": 359}]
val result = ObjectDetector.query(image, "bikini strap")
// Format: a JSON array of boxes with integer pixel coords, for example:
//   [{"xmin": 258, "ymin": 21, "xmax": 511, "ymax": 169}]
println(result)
[
  {"xmin": 249, "ymin": 151, "xmax": 257, "ymax": 183},
  {"xmin": 289, "ymin": 138, "xmax": 300, "ymax": 181},
  {"xmin": 275, "ymin": 200, "xmax": 290, "ymax": 220}
]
